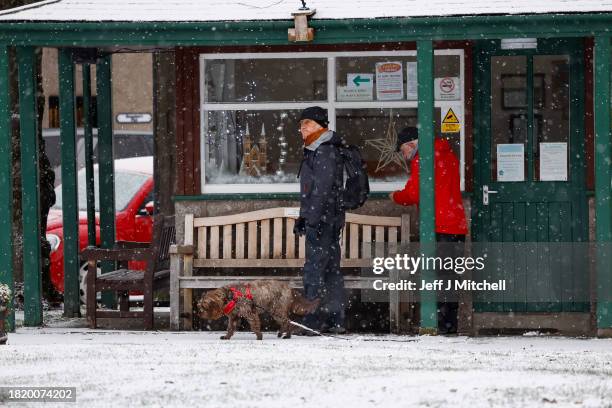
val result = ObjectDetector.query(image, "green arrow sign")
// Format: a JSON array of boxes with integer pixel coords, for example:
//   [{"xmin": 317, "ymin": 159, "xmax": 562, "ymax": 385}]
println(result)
[{"xmin": 352, "ymin": 75, "xmax": 372, "ymax": 87}]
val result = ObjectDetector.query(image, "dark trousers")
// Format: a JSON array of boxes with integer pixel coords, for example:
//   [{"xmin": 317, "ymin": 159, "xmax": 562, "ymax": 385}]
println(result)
[
  {"xmin": 436, "ymin": 233, "xmax": 466, "ymax": 333},
  {"xmin": 302, "ymin": 222, "xmax": 345, "ymax": 328}
]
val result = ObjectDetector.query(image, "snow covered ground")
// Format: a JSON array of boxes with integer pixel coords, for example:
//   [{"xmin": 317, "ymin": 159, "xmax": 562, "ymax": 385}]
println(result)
[{"xmin": 2, "ymin": 324, "xmax": 612, "ymax": 408}]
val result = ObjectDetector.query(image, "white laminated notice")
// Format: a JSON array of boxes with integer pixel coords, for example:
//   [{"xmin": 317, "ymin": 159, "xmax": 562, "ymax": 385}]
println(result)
[
  {"xmin": 406, "ymin": 62, "xmax": 418, "ymax": 100},
  {"xmin": 376, "ymin": 61, "xmax": 403, "ymax": 100},
  {"xmin": 497, "ymin": 144, "xmax": 524, "ymax": 182},
  {"xmin": 539, "ymin": 142, "xmax": 568, "ymax": 181}
]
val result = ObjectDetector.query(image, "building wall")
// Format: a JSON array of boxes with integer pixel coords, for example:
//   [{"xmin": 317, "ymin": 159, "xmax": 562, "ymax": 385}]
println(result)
[{"xmin": 41, "ymin": 48, "xmax": 153, "ymax": 132}]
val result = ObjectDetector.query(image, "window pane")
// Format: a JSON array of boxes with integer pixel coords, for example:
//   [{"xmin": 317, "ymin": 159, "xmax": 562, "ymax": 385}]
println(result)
[
  {"xmin": 204, "ymin": 59, "xmax": 327, "ymax": 103},
  {"xmin": 335, "ymin": 54, "xmax": 461, "ymax": 102},
  {"xmin": 336, "ymin": 108, "xmax": 415, "ymax": 182},
  {"xmin": 53, "ymin": 168, "xmax": 149, "ymax": 212},
  {"xmin": 491, "ymin": 55, "xmax": 528, "ymax": 182},
  {"xmin": 336, "ymin": 56, "xmax": 416, "ymax": 101},
  {"xmin": 205, "ymin": 110, "xmax": 304, "ymax": 184},
  {"xmin": 533, "ymin": 55, "xmax": 570, "ymax": 181},
  {"xmin": 336, "ymin": 108, "xmax": 452, "ymax": 183}
]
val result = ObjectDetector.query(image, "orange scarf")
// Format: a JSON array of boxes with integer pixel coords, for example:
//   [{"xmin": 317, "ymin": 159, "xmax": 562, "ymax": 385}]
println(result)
[{"xmin": 304, "ymin": 128, "xmax": 328, "ymax": 147}]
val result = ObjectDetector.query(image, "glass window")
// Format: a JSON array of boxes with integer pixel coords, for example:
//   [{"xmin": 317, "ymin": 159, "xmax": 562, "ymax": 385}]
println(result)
[
  {"xmin": 205, "ymin": 110, "xmax": 303, "ymax": 185},
  {"xmin": 201, "ymin": 50, "xmax": 465, "ymax": 193},
  {"xmin": 491, "ymin": 55, "xmax": 528, "ymax": 182},
  {"xmin": 533, "ymin": 55, "xmax": 570, "ymax": 181},
  {"xmin": 336, "ymin": 56, "xmax": 416, "ymax": 101},
  {"xmin": 53, "ymin": 168, "xmax": 149, "ymax": 212},
  {"xmin": 336, "ymin": 108, "xmax": 416, "ymax": 182},
  {"xmin": 204, "ymin": 58, "xmax": 327, "ymax": 103}
]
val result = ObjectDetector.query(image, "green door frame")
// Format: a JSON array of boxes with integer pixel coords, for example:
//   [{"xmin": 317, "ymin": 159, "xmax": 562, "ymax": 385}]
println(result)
[{"xmin": 594, "ymin": 36, "xmax": 612, "ymax": 334}]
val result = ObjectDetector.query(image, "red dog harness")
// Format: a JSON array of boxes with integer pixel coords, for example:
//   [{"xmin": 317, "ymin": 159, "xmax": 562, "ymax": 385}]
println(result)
[{"xmin": 223, "ymin": 285, "xmax": 253, "ymax": 315}]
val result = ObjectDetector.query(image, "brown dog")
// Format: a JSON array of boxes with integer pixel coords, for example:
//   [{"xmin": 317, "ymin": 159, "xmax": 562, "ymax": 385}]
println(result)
[{"xmin": 197, "ymin": 280, "xmax": 319, "ymax": 340}]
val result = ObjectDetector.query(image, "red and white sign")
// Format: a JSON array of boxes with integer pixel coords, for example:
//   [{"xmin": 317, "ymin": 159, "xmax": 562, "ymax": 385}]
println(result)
[
  {"xmin": 375, "ymin": 61, "xmax": 403, "ymax": 101},
  {"xmin": 434, "ymin": 77, "xmax": 461, "ymax": 101}
]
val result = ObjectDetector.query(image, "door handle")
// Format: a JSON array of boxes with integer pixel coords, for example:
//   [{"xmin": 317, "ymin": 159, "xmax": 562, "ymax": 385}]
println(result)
[{"xmin": 483, "ymin": 185, "xmax": 498, "ymax": 206}]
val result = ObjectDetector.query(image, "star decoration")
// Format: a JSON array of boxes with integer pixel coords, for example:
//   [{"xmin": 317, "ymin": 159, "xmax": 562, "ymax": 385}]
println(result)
[{"xmin": 365, "ymin": 110, "xmax": 410, "ymax": 175}]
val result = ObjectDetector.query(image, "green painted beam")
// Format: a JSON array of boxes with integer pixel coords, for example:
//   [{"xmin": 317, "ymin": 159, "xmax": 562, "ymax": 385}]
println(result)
[
  {"xmin": 96, "ymin": 54, "xmax": 116, "ymax": 309},
  {"xmin": 0, "ymin": 46, "xmax": 14, "ymax": 332},
  {"xmin": 1, "ymin": 14, "xmax": 612, "ymax": 46},
  {"xmin": 417, "ymin": 40, "xmax": 437, "ymax": 333},
  {"xmin": 594, "ymin": 36, "xmax": 612, "ymax": 330},
  {"xmin": 17, "ymin": 46, "xmax": 42, "ymax": 327},
  {"xmin": 58, "ymin": 48, "xmax": 80, "ymax": 318},
  {"xmin": 82, "ymin": 64, "xmax": 96, "ymax": 247}
]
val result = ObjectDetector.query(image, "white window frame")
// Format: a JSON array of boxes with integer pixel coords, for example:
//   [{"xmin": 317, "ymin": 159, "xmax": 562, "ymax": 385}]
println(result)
[{"xmin": 200, "ymin": 49, "xmax": 465, "ymax": 194}]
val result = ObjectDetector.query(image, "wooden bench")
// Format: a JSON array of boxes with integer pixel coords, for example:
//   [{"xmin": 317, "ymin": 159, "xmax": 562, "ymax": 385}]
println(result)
[
  {"xmin": 82, "ymin": 215, "xmax": 175, "ymax": 330},
  {"xmin": 169, "ymin": 208, "xmax": 410, "ymax": 332}
]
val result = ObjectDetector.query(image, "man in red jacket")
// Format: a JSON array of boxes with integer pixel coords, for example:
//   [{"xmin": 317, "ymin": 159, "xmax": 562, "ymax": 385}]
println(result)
[{"xmin": 390, "ymin": 127, "xmax": 468, "ymax": 334}]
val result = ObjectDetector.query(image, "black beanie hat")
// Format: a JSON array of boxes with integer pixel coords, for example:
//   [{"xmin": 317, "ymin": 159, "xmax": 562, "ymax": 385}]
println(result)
[
  {"xmin": 396, "ymin": 127, "xmax": 419, "ymax": 151},
  {"xmin": 299, "ymin": 106, "xmax": 329, "ymax": 129}
]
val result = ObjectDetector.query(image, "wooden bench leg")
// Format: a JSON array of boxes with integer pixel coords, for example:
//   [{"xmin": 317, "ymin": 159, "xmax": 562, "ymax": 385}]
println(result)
[
  {"xmin": 119, "ymin": 291, "xmax": 129, "ymax": 313},
  {"xmin": 86, "ymin": 260, "xmax": 97, "ymax": 329},
  {"xmin": 143, "ymin": 274, "xmax": 154, "ymax": 330},
  {"xmin": 389, "ymin": 268, "xmax": 400, "ymax": 334},
  {"xmin": 182, "ymin": 254, "xmax": 194, "ymax": 330},
  {"xmin": 183, "ymin": 288, "xmax": 193, "ymax": 330},
  {"xmin": 169, "ymin": 253, "xmax": 181, "ymax": 330}
]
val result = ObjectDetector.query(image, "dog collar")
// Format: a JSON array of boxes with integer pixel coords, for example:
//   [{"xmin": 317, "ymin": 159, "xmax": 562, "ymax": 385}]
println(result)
[{"xmin": 223, "ymin": 285, "xmax": 253, "ymax": 315}]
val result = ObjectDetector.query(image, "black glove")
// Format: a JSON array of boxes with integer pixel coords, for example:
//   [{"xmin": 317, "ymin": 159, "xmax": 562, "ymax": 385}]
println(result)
[{"xmin": 293, "ymin": 217, "xmax": 306, "ymax": 236}]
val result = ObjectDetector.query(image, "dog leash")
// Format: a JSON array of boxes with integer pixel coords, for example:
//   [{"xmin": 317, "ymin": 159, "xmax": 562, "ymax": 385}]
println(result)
[{"xmin": 247, "ymin": 300, "xmax": 418, "ymax": 343}]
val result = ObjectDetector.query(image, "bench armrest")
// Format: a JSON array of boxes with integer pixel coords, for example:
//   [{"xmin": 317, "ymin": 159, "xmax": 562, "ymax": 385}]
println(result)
[
  {"xmin": 114, "ymin": 241, "xmax": 150, "ymax": 249},
  {"xmin": 81, "ymin": 246, "xmax": 153, "ymax": 262},
  {"xmin": 169, "ymin": 244, "xmax": 194, "ymax": 255}
]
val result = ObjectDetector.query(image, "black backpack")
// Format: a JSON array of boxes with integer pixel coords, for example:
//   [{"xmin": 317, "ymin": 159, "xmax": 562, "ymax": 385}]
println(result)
[{"xmin": 337, "ymin": 144, "xmax": 369, "ymax": 210}]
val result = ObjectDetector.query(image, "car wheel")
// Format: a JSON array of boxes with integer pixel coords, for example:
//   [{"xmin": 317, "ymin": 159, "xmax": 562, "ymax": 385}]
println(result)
[{"xmin": 79, "ymin": 262, "xmax": 101, "ymax": 304}]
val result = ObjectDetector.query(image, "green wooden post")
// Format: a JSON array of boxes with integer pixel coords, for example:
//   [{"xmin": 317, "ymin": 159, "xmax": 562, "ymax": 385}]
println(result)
[
  {"xmin": 96, "ymin": 54, "xmax": 116, "ymax": 308},
  {"xmin": 17, "ymin": 46, "xmax": 42, "ymax": 326},
  {"xmin": 83, "ymin": 64, "xmax": 96, "ymax": 247},
  {"xmin": 58, "ymin": 48, "xmax": 80, "ymax": 317},
  {"xmin": 0, "ymin": 46, "xmax": 14, "ymax": 332},
  {"xmin": 417, "ymin": 40, "xmax": 437, "ymax": 334},
  {"xmin": 594, "ymin": 35, "xmax": 612, "ymax": 334}
]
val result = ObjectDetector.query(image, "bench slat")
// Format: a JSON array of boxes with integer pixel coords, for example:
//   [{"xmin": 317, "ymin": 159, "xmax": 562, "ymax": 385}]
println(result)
[
  {"xmin": 273, "ymin": 218, "xmax": 283, "ymax": 259},
  {"xmin": 349, "ymin": 223, "xmax": 359, "ymax": 259},
  {"xmin": 286, "ymin": 218, "xmax": 295, "ymax": 258},
  {"xmin": 197, "ymin": 227, "xmax": 207, "ymax": 259},
  {"xmin": 340, "ymin": 225, "xmax": 346, "ymax": 258},
  {"xmin": 223, "ymin": 225, "xmax": 232, "ymax": 259},
  {"xmin": 389, "ymin": 226, "xmax": 398, "ymax": 254},
  {"xmin": 210, "ymin": 226, "xmax": 219, "ymax": 259},
  {"xmin": 298, "ymin": 235, "xmax": 305, "ymax": 258},
  {"xmin": 178, "ymin": 275, "xmax": 385, "ymax": 289},
  {"xmin": 235, "ymin": 223, "xmax": 245, "ymax": 259},
  {"xmin": 192, "ymin": 258, "xmax": 373, "ymax": 268},
  {"xmin": 362, "ymin": 225, "xmax": 372, "ymax": 260},
  {"xmin": 193, "ymin": 207, "xmax": 297, "ymax": 227},
  {"xmin": 248, "ymin": 221, "xmax": 257, "ymax": 259},
  {"xmin": 346, "ymin": 213, "xmax": 402, "ymax": 227},
  {"xmin": 260, "ymin": 219, "xmax": 270, "ymax": 259},
  {"xmin": 375, "ymin": 226, "xmax": 385, "ymax": 257}
]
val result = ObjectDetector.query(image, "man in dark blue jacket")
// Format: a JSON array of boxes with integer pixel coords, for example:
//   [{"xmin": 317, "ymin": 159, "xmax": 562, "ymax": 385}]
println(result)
[{"xmin": 294, "ymin": 106, "xmax": 346, "ymax": 334}]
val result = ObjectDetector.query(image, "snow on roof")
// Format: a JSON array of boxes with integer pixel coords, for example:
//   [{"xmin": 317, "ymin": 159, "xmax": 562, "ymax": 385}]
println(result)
[{"xmin": 0, "ymin": 0, "xmax": 612, "ymax": 22}]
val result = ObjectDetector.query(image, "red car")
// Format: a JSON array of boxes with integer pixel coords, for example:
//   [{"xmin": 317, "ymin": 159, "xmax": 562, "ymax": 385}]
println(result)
[{"xmin": 46, "ymin": 156, "xmax": 154, "ymax": 301}]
